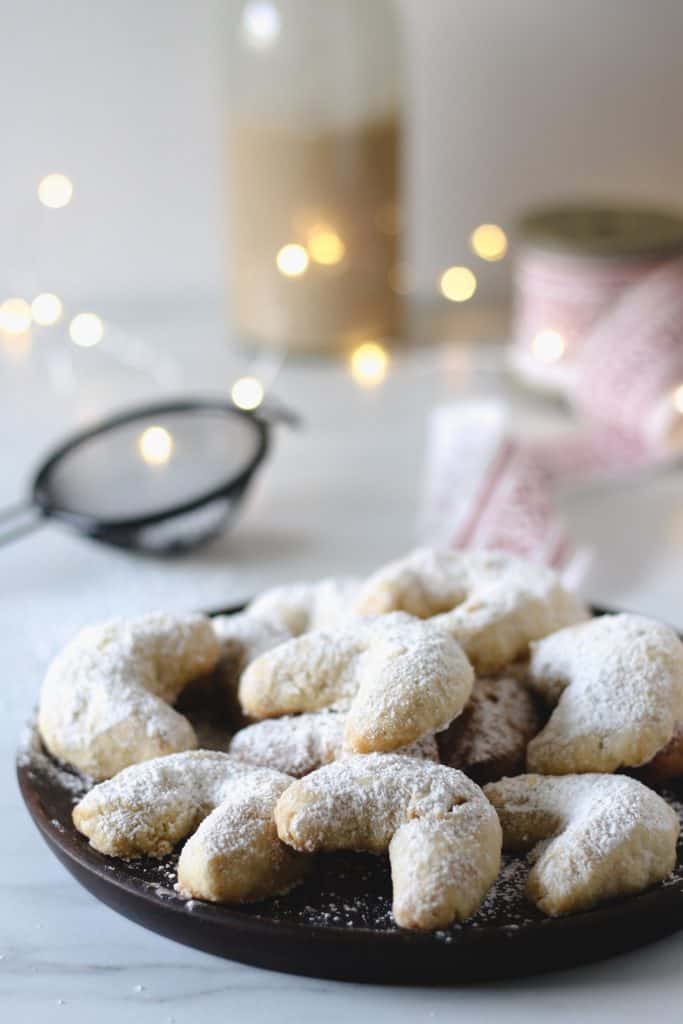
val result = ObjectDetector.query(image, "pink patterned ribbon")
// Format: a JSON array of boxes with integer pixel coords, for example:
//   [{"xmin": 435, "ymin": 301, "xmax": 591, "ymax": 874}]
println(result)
[
  {"xmin": 511, "ymin": 250, "xmax": 659, "ymax": 393},
  {"xmin": 422, "ymin": 260, "xmax": 683, "ymax": 580},
  {"xmin": 575, "ymin": 259, "xmax": 683, "ymax": 451},
  {"xmin": 420, "ymin": 403, "xmax": 578, "ymax": 577}
]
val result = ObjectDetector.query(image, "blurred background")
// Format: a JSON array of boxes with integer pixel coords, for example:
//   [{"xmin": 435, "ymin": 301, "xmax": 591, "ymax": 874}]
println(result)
[
  {"xmin": 2, "ymin": 0, "xmax": 683, "ymax": 317},
  {"xmin": 1, "ymin": 0, "xmax": 683, "ymax": 607}
]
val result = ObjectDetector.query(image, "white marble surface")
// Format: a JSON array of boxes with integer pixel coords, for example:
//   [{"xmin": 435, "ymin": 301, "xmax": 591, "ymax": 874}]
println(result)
[{"xmin": 2, "ymin": 316, "xmax": 683, "ymax": 1023}]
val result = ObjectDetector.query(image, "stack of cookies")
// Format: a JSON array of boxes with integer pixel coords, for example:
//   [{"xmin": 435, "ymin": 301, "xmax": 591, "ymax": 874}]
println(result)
[{"xmin": 39, "ymin": 549, "xmax": 683, "ymax": 931}]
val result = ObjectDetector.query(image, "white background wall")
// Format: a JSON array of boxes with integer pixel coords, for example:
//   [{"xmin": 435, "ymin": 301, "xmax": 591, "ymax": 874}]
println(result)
[{"xmin": 1, "ymin": 0, "xmax": 683, "ymax": 312}]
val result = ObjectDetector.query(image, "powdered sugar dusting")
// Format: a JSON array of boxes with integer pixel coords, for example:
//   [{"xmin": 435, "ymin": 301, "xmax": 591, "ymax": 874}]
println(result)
[
  {"xmin": 212, "ymin": 611, "xmax": 291, "ymax": 668},
  {"xmin": 528, "ymin": 613, "xmax": 683, "ymax": 773},
  {"xmin": 18, "ymin": 719, "xmax": 683, "ymax": 937},
  {"xmin": 438, "ymin": 674, "xmax": 542, "ymax": 783},
  {"xmin": 72, "ymin": 750, "xmax": 292, "ymax": 858},
  {"xmin": 352, "ymin": 547, "xmax": 588, "ymax": 673},
  {"xmin": 274, "ymin": 754, "xmax": 502, "ymax": 929},
  {"xmin": 247, "ymin": 578, "xmax": 360, "ymax": 636},
  {"xmin": 18, "ymin": 723, "xmax": 93, "ymax": 798},
  {"xmin": 240, "ymin": 612, "xmax": 473, "ymax": 757},
  {"xmin": 485, "ymin": 773, "xmax": 680, "ymax": 915},
  {"xmin": 275, "ymin": 754, "xmax": 490, "ymax": 852},
  {"xmin": 229, "ymin": 710, "xmax": 438, "ymax": 777},
  {"xmin": 37, "ymin": 613, "xmax": 220, "ymax": 780}
]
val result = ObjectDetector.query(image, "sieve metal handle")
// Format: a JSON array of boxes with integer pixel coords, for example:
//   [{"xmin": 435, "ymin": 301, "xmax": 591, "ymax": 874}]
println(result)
[{"xmin": 0, "ymin": 500, "xmax": 45, "ymax": 547}]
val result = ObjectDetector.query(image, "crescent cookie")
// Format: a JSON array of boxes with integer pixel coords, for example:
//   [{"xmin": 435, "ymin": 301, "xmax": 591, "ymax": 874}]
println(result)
[
  {"xmin": 526, "ymin": 614, "xmax": 683, "ymax": 774},
  {"xmin": 239, "ymin": 612, "xmax": 474, "ymax": 754},
  {"xmin": 275, "ymin": 754, "xmax": 502, "ymax": 930},
  {"xmin": 212, "ymin": 611, "xmax": 292, "ymax": 670},
  {"xmin": 212, "ymin": 612, "xmax": 292, "ymax": 726},
  {"xmin": 229, "ymin": 709, "xmax": 439, "ymax": 777},
  {"xmin": 485, "ymin": 774, "xmax": 679, "ymax": 916},
  {"xmin": 640, "ymin": 724, "xmax": 683, "ymax": 785},
  {"xmin": 247, "ymin": 577, "xmax": 359, "ymax": 636},
  {"xmin": 39, "ymin": 613, "xmax": 220, "ymax": 780},
  {"xmin": 353, "ymin": 548, "xmax": 588, "ymax": 673},
  {"xmin": 437, "ymin": 675, "xmax": 543, "ymax": 784},
  {"xmin": 73, "ymin": 751, "xmax": 309, "ymax": 902}
]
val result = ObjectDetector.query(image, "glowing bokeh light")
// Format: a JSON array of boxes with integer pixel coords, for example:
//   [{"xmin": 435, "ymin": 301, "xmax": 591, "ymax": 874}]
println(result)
[
  {"xmin": 69, "ymin": 312, "xmax": 104, "ymax": 347},
  {"xmin": 349, "ymin": 342, "xmax": 390, "ymax": 389},
  {"xmin": 276, "ymin": 243, "xmax": 309, "ymax": 277},
  {"xmin": 308, "ymin": 226, "xmax": 345, "ymax": 266},
  {"xmin": 531, "ymin": 329, "xmax": 566, "ymax": 363},
  {"xmin": 231, "ymin": 375, "xmax": 265, "ymax": 410},
  {"xmin": 31, "ymin": 292, "xmax": 63, "ymax": 326},
  {"xmin": 439, "ymin": 266, "xmax": 477, "ymax": 302},
  {"xmin": 470, "ymin": 223, "xmax": 508, "ymax": 261},
  {"xmin": 672, "ymin": 384, "xmax": 683, "ymax": 415},
  {"xmin": 0, "ymin": 297, "xmax": 32, "ymax": 334},
  {"xmin": 138, "ymin": 426, "xmax": 174, "ymax": 466},
  {"xmin": 37, "ymin": 173, "xmax": 73, "ymax": 209},
  {"xmin": 241, "ymin": 1, "xmax": 281, "ymax": 49},
  {"xmin": 1, "ymin": 331, "xmax": 32, "ymax": 362}
]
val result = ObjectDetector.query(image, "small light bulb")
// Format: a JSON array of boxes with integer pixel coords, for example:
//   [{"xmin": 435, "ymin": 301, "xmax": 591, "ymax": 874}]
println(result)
[
  {"xmin": 69, "ymin": 312, "xmax": 104, "ymax": 347},
  {"xmin": 37, "ymin": 173, "xmax": 74, "ymax": 209},
  {"xmin": 31, "ymin": 293, "xmax": 63, "ymax": 326},
  {"xmin": 349, "ymin": 342, "xmax": 390, "ymax": 389},
  {"xmin": 470, "ymin": 223, "xmax": 508, "ymax": 262},
  {"xmin": 532, "ymin": 329, "xmax": 566, "ymax": 363},
  {"xmin": 0, "ymin": 297, "xmax": 32, "ymax": 334},
  {"xmin": 232, "ymin": 376, "xmax": 265, "ymax": 411},
  {"xmin": 138, "ymin": 426, "xmax": 174, "ymax": 466},
  {"xmin": 308, "ymin": 226, "xmax": 345, "ymax": 266},
  {"xmin": 672, "ymin": 384, "xmax": 683, "ymax": 415},
  {"xmin": 439, "ymin": 266, "xmax": 477, "ymax": 303},
  {"xmin": 241, "ymin": 1, "xmax": 281, "ymax": 49},
  {"xmin": 276, "ymin": 243, "xmax": 309, "ymax": 278}
]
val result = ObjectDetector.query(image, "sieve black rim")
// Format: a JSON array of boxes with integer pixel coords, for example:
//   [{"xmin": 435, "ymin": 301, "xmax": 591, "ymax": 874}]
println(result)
[{"xmin": 29, "ymin": 397, "xmax": 270, "ymax": 536}]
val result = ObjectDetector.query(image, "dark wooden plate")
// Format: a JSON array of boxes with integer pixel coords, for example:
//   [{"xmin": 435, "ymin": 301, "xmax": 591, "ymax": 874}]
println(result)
[{"xmin": 16, "ymin": 605, "xmax": 683, "ymax": 984}]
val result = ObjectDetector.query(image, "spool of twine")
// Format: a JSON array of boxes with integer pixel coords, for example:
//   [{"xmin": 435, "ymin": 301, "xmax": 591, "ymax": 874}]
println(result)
[
  {"xmin": 510, "ymin": 203, "xmax": 683, "ymax": 397},
  {"xmin": 574, "ymin": 258, "xmax": 683, "ymax": 452}
]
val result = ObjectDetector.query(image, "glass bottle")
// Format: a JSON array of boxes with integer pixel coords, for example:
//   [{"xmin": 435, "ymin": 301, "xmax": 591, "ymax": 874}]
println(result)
[{"xmin": 223, "ymin": 0, "xmax": 401, "ymax": 354}]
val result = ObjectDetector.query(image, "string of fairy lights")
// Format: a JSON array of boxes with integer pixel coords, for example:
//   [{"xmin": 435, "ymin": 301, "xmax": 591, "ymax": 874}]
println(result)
[
  {"xmin": 272, "ymin": 219, "xmax": 509, "ymax": 392},
  {"xmin": 0, "ymin": 0, "xmax": 554, "ymax": 409},
  {"xmin": 0, "ymin": 169, "xmax": 565, "ymax": 478},
  {"xmin": 0, "ymin": 174, "xmax": 106, "ymax": 350},
  {"xmin": 0, "ymin": 167, "xmax": 512, "ymax": 403},
  {"xmin": 0, "ymin": 171, "xmax": 283, "ymax": 414}
]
